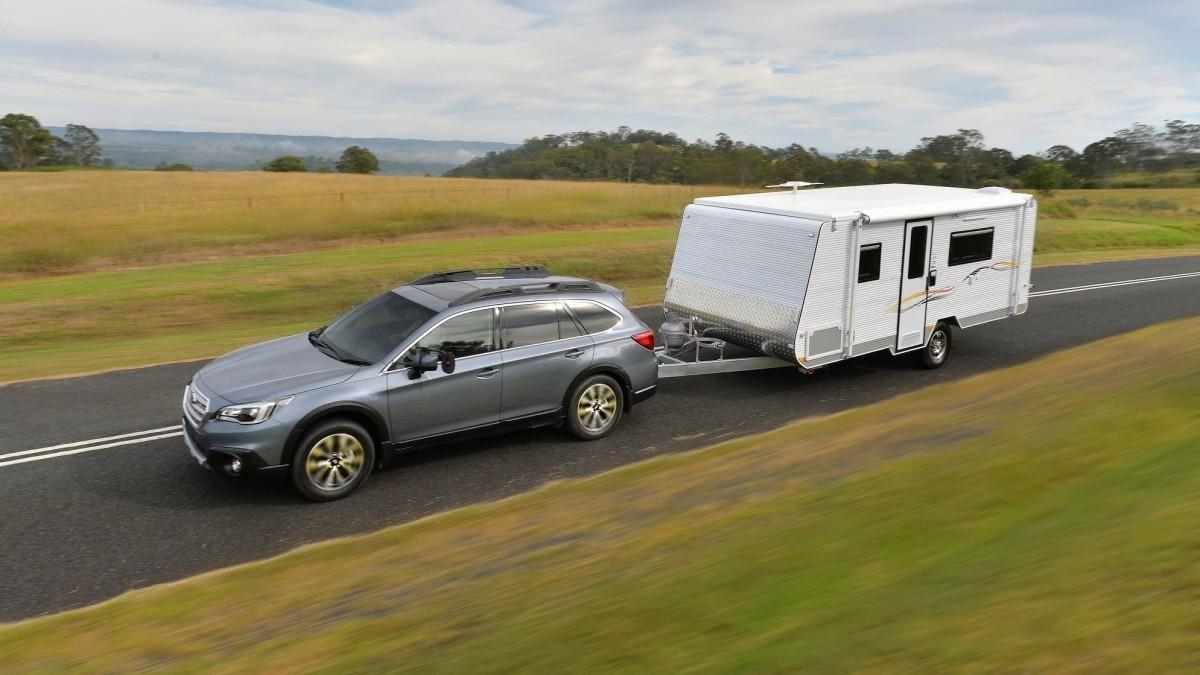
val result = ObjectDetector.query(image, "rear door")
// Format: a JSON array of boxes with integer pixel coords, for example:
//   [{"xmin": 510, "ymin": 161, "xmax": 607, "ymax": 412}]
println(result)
[
  {"xmin": 498, "ymin": 302, "xmax": 594, "ymax": 420},
  {"xmin": 896, "ymin": 219, "xmax": 933, "ymax": 351}
]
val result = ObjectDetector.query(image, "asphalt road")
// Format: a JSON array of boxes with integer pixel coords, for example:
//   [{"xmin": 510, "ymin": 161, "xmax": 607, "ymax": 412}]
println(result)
[{"xmin": 2, "ymin": 255, "xmax": 1199, "ymax": 622}]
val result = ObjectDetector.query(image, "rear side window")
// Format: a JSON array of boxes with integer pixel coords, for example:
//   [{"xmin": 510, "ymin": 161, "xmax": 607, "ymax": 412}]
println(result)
[
  {"xmin": 858, "ymin": 243, "xmax": 881, "ymax": 283},
  {"xmin": 501, "ymin": 303, "xmax": 564, "ymax": 348},
  {"xmin": 566, "ymin": 301, "xmax": 620, "ymax": 334},
  {"xmin": 949, "ymin": 227, "xmax": 994, "ymax": 266}
]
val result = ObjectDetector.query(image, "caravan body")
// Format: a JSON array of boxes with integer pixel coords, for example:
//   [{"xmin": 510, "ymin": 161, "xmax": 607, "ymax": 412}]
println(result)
[{"xmin": 664, "ymin": 183, "xmax": 1037, "ymax": 368}]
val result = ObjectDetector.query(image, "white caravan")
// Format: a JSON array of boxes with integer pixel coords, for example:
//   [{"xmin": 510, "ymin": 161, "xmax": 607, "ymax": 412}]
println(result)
[{"xmin": 660, "ymin": 183, "xmax": 1037, "ymax": 371}]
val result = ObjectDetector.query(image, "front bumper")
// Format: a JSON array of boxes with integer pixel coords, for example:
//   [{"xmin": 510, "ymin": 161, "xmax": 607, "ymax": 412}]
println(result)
[{"xmin": 183, "ymin": 418, "xmax": 276, "ymax": 475}]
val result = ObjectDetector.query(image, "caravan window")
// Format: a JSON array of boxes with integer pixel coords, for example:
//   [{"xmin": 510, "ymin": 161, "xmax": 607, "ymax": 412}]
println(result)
[
  {"xmin": 949, "ymin": 227, "xmax": 994, "ymax": 266},
  {"xmin": 858, "ymin": 244, "xmax": 881, "ymax": 282},
  {"xmin": 906, "ymin": 225, "xmax": 928, "ymax": 280}
]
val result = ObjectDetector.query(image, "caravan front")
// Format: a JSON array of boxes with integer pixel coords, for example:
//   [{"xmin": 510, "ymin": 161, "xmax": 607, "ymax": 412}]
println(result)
[{"xmin": 663, "ymin": 183, "xmax": 1037, "ymax": 369}]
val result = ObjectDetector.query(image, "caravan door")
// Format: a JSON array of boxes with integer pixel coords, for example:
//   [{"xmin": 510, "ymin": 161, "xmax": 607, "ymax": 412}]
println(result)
[{"xmin": 896, "ymin": 218, "xmax": 932, "ymax": 351}]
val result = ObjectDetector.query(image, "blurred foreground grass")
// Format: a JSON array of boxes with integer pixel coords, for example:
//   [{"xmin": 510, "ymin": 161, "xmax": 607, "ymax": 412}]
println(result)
[
  {"xmin": 4, "ymin": 317, "xmax": 1199, "ymax": 672},
  {"xmin": 2, "ymin": 172, "xmax": 1200, "ymax": 382}
]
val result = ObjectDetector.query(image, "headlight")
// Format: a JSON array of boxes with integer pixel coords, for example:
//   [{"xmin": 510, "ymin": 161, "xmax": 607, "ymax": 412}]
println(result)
[{"xmin": 217, "ymin": 396, "xmax": 292, "ymax": 425}]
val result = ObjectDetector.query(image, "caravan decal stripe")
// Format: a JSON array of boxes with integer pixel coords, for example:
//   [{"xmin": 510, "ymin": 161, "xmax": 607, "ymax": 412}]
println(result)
[{"xmin": 892, "ymin": 260, "xmax": 1016, "ymax": 313}]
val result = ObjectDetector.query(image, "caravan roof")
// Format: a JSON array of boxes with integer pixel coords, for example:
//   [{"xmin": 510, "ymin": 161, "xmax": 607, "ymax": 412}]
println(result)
[{"xmin": 694, "ymin": 183, "xmax": 1031, "ymax": 223}]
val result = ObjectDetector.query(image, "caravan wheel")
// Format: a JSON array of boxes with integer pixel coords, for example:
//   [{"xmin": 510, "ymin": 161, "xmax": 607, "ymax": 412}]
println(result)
[{"xmin": 916, "ymin": 322, "xmax": 951, "ymax": 369}]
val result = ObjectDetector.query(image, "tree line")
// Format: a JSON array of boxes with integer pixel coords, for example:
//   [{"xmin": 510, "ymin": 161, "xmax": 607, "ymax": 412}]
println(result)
[
  {"xmin": 262, "ymin": 146, "xmax": 379, "ymax": 174},
  {"xmin": 0, "ymin": 113, "xmax": 384, "ymax": 174},
  {"xmin": 0, "ymin": 114, "xmax": 104, "ymax": 169},
  {"xmin": 447, "ymin": 122, "xmax": 1200, "ymax": 193}
]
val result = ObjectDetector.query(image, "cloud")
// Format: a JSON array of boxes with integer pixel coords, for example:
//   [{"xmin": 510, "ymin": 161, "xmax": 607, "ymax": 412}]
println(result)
[{"xmin": 1, "ymin": 0, "xmax": 1195, "ymax": 152}]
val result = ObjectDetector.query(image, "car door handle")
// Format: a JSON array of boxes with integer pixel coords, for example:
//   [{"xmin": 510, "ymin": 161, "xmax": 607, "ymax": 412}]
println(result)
[
  {"xmin": 564, "ymin": 348, "xmax": 586, "ymax": 359},
  {"xmin": 476, "ymin": 366, "xmax": 499, "ymax": 379}
]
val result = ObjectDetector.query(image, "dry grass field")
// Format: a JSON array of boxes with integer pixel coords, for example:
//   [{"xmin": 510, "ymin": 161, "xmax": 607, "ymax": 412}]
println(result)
[
  {"xmin": 1, "ymin": 171, "xmax": 1198, "ymax": 382},
  {"xmin": 0, "ymin": 172, "xmax": 722, "ymax": 275}
]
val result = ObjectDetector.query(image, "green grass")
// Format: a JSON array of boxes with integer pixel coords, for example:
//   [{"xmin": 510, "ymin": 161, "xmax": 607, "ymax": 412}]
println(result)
[
  {"xmin": 2, "ymin": 174, "xmax": 1200, "ymax": 383},
  {"xmin": 4, "ymin": 317, "xmax": 1199, "ymax": 672},
  {"xmin": 0, "ymin": 225, "xmax": 677, "ymax": 382}
]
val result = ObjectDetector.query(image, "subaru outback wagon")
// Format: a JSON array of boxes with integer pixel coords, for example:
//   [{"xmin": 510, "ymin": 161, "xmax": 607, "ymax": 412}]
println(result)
[{"xmin": 182, "ymin": 267, "xmax": 659, "ymax": 501}]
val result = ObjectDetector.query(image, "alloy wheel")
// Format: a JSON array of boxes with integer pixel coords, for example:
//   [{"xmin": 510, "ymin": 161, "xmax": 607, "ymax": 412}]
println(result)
[
  {"xmin": 576, "ymin": 382, "xmax": 618, "ymax": 432},
  {"xmin": 304, "ymin": 433, "xmax": 365, "ymax": 491}
]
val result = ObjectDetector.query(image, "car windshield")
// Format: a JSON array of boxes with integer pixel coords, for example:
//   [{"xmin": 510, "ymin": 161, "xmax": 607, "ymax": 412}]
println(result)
[{"xmin": 315, "ymin": 292, "xmax": 436, "ymax": 365}]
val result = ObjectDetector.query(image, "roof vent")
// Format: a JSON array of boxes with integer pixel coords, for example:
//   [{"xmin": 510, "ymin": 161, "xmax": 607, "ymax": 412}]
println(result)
[
  {"xmin": 976, "ymin": 186, "xmax": 1012, "ymax": 195},
  {"xmin": 766, "ymin": 181, "xmax": 823, "ymax": 198}
]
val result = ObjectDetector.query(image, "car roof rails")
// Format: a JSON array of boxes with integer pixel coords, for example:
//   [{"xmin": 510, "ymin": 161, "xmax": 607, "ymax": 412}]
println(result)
[
  {"xmin": 448, "ymin": 280, "xmax": 605, "ymax": 307},
  {"xmin": 410, "ymin": 266, "xmax": 551, "ymax": 285}
]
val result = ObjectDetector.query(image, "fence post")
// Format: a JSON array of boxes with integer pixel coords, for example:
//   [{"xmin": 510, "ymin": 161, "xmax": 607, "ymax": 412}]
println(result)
[
  {"xmin": 247, "ymin": 197, "xmax": 253, "ymax": 209},
  {"xmin": 340, "ymin": 192, "xmax": 345, "ymax": 203}
]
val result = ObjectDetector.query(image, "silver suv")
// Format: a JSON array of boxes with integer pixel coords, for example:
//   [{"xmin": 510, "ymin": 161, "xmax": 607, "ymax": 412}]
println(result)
[{"xmin": 182, "ymin": 267, "xmax": 658, "ymax": 501}]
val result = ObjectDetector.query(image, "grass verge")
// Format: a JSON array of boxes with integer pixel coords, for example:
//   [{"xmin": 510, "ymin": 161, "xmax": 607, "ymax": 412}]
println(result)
[{"xmin": 4, "ymin": 317, "xmax": 1200, "ymax": 671}]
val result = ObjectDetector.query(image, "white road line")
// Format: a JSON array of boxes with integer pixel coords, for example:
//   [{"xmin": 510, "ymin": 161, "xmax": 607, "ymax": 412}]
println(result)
[
  {"xmin": 0, "ymin": 425, "xmax": 181, "ymax": 461},
  {"xmin": 1031, "ymin": 271, "xmax": 1200, "ymax": 297},
  {"xmin": 0, "ymin": 431, "xmax": 184, "ymax": 468}
]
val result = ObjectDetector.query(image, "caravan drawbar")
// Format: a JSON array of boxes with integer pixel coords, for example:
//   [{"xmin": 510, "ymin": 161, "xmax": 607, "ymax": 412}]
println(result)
[{"xmin": 655, "ymin": 183, "xmax": 1037, "ymax": 376}]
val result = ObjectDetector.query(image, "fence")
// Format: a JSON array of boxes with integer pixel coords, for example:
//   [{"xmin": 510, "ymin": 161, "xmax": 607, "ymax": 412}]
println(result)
[{"xmin": 0, "ymin": 184, "xmax": 708, "ymax": 222}]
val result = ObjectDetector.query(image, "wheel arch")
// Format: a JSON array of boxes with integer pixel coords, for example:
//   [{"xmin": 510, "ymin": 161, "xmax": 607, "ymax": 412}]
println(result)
[
  {"xmin": 562, "ymin": 364, "xmax": 634, "ymax": 413},
  {"xmin": 285, "ymin": 402, "xmax": 390, "ymax": 469}
]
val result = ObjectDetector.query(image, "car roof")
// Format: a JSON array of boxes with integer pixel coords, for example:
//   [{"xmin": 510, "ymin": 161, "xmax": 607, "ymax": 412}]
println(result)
[{"xmin": 398, "ymin": 275, "xmax": 602, "ymax": 310}]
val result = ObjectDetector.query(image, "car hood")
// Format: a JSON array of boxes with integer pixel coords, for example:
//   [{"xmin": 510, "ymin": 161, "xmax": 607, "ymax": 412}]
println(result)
[{"xmin": 197, "ymin": 333, "xmax": 362, "ymax": 403}]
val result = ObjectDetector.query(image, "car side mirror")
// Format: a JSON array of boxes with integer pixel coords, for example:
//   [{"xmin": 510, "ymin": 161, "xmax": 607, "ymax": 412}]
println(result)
[
  {"xmin": 439, "ymin": 351, "xmax": 456, "ymax": 374},
  {"xmin": 407, "ymin": 350, "xmax": 440, "ymax": 380}
]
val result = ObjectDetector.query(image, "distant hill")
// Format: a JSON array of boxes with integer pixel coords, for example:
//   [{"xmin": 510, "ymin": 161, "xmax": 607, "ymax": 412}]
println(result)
[{"xmin": 48, "ymin": 128, "xmax": 516, "ymax": 175}]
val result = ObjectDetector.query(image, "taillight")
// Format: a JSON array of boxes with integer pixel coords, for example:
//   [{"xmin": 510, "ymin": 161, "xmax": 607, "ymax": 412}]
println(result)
[{"xmin": 632, "ymin": 330, "xmax": 655, "ymax": 350}]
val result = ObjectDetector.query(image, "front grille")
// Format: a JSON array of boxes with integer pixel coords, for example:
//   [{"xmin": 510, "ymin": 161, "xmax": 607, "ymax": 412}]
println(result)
[{"xmin": 183, "ymin": 383, "xmax": 209, "ymax": 427}]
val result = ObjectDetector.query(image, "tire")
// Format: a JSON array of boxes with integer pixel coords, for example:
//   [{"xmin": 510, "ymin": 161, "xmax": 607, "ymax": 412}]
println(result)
[
  {"xmin": 565, "ymin": 374, "xmax": 624, "ymax": 440},
  {"xmin": 916, "ymin": 321, "xmax": 952, "ymax": 369},
  {"xmin": 289, "ymin": 418, "xmax": 376, "ymax": 502}
]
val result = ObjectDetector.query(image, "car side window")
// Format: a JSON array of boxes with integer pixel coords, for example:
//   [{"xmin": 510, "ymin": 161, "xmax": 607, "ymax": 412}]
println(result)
[
  {"xmin": 566, "ymin": 300, "xmax": 620, "ymax": 334},
  {"xmin": 413, "ymin": 309, "xmax": 495, "ymax": 358},
  {"xmin": 501, "ymin": 302, "xmax": 568, "ymax": 349}
]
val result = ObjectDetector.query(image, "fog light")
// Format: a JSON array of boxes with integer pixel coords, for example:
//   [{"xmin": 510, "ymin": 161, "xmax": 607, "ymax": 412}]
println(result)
[{"xmin": 229, "ymin": 458, "xmax": 243, "ymax": 475}]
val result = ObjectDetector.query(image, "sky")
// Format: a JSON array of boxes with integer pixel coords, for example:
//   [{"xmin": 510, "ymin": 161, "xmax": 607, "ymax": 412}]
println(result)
[{"xmin": 2, "ymin": 0, "xmax": 1197, "ymax": 153}]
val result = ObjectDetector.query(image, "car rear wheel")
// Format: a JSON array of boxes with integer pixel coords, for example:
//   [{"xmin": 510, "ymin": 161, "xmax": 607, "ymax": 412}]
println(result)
[
  {"xmin": 565, "ymin": 374, "xmax": 624, "ymax": 440},
  {"xmin": 290, "ymin": 418, "xmax": 375, "ymax": 502},
  {"xmin": 916, "ymin": 321, "xmax": 952, "ymax": 369}
]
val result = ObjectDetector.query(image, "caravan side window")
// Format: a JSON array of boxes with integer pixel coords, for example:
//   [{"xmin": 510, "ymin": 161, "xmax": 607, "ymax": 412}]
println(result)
[
  {"xmin": 949, "ymin": 228, "xmax": 994, "ymax": 266},
  {"xmin": 858, "ymin": 243, "xmax": 881, "ymax": 282}
]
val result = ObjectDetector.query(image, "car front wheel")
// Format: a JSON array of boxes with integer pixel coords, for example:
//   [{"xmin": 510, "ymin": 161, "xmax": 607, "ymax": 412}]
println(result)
[{"xmin": 290, "ymin": 418, "xmax": 375, "ymax": 502}]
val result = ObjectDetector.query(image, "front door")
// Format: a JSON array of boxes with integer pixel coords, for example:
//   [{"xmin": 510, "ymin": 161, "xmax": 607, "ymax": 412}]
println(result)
[
  {"xmin": 896, "ymin": 219, "xmax": 933, "ymax": 351},
  {"xmin": 386, "ymin": 307, "xmax": 502, "ymax": 442}
]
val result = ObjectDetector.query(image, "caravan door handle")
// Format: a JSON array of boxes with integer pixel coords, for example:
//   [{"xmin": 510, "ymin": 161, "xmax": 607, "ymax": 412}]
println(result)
[
  {"xmin": 928, "ymin": 270, "xmax": 938, "ymax": 286},
  {"xmin": 563, "ymin": 348, "xmax": 586, "ymax": 359}
]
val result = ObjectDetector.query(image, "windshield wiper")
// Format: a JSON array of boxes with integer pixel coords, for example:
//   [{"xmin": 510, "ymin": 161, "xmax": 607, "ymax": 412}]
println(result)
[
  {"xmin": 308, "ymin": 328, "xmax": 343, "ymax": 360},
  {"xmin": 308, "ymin": 328, "xmax": 372, "ymax": 366}
]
